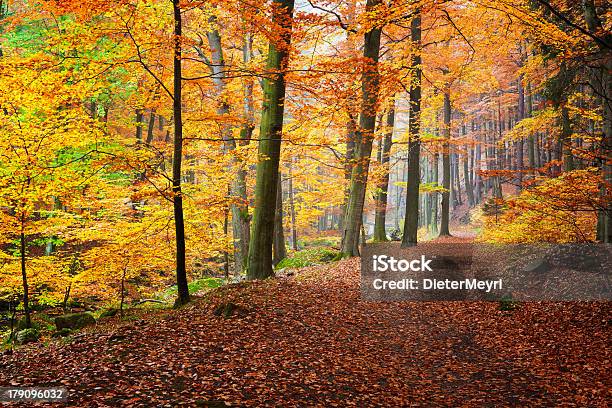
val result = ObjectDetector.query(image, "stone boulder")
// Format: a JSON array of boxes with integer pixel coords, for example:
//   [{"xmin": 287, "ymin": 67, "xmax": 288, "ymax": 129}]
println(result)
[
  {"xmin": 55, "ymin": 312, "xmax": 96, "ymax": 330},
  {"xmin": 15, "ymin": 328, "xmax": 39, "ymax": 345}
]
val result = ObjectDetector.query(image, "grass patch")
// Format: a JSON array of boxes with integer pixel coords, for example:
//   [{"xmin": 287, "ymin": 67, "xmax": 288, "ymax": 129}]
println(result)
[
  {"xmin": 276, "ymin": 248, "xmax": 339, "ymax": 269},
  {"xmin": 160, "ymin": 277, "xmax": 224, "ymax": 301}
]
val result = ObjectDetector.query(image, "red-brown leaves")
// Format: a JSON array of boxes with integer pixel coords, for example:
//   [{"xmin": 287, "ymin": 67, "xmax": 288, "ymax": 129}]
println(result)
[{"xmin": 1, "ymin": 256, "xmax": 609, "ymax": 406}]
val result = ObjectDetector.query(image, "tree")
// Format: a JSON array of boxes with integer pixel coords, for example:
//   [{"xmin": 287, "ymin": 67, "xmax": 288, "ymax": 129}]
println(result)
[
  {"xmin": 247, "ymin": 0, "xmax": 295, "ymax": 280},
  {"xmin": 373, "ymin": 104, "xmax": 394, "ymax": 242},
  {"xmin": 401, "ymin": 11, "xmax": 422, "ymax": 247},
  {"xmin": 172, "ymin": 0, "xmax": 189, "ymax": 306},
  {"xmin": 439, "ymin": 86, "xmax": 452, "ymax": 236},
  {"xmin": 340, "ymin": 0, "xmax": 382, "ymax": 257}
]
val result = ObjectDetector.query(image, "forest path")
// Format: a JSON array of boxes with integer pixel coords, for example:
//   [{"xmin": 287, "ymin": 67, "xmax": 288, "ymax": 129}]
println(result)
[{"xmin": 1, "ymin": 255, "xmax": 609, "ymax": 407}]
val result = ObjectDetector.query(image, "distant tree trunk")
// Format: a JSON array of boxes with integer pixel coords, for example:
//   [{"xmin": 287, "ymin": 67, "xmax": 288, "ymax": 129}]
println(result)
[
  {"xmin": 172, "ymin": 0, "xmax": 189, "ymax": 306},
  {"xmin": 247, "ymin": 0, "xmax": 295, "ymax": 279},
  {"xmin": 401, "ymin": 11, "xmax": 422, "ymax": 247},
  {"xmin": 561, "ymin": 106, "xmax": 575, "ymax": 172},
  {"xmin": 340, "ymin": 0, "xmax": 382, "ymax": 257},
  {"xmin": 582, "ymin": 0, "xmax": 611, "ymax": 242},
  {"xmin": 146, "ymin": 110, "xmax": 156, "ymax": 144},
  {"xmin": 273, "ymin": 176, "xmax": 287, "ymax": 266},
  {"xmin": 431, "ymin": 153, "xmax": 439, "ymax": 235},
  {"xmin": 424, "ymin": 157, "xmax": 432, "ymax": 233},
  {"xmin": 373, "ymin": 104, "xmax": 394, "ymax": 242},
  {"xmin": 516, "ymin": 75, "xmax": 525, "ymax": 190},
  {"xmin": 474, "ymin": 140, "xmax": 482, "ymax": 203},
  {"xmin": 464, "ymin": 150, "xmax": 475, "ymax": 206},
  {"xmin": 135, "ymin": 109, "xmax": 144, "ymax": 143},
  {"xmin": 453, "ymin": 153, "xmax": 462, "ymax": 206},
  {"xmin": 19, "ymin": 212, "xmax": 31, "ymax": 329},
  {"xmin": 526, "ymin": 82, "xmax": 536, "ymax": 173},
  {"xmin": 288, "ymin": 160, "xmax": 298, "ymax": 250},
  {"xmin": 120, "ymin": 265, "xmax": 127, "ymax": 317},
  {"xmin": 440, "ymin": 88, "xmax": 452, "ymax": 236}
]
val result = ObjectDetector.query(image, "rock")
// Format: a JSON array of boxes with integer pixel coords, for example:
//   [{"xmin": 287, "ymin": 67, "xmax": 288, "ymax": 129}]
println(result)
[
  {"xmin": 524, "ymin": 257, "xmax": 551, "ymax": 274},
  {"xmin": 16, "ymin": 317, "xmax": 31, "ymax": 331},
  {"xmin": 0, "ymin": 293, "xmax": 18, "ymax": 312},
  {"xmin": 15, "ymin": 328, "xmax": 39, "ymax": 345},
  {"xmin": 55, "ymin": 312, "xmax": 96, "ymax": 330},
  {"xmin": 213, "ymin": 302, "xmax": 248, "ymax": 318},
  {"xmin": 52, "ymin": 328, "xmax": 72, "ymax": 338},
  {"xmin": 108, "ymin": 333, "xmax": 126, "ymax": 342},
  {"xmin": 99, "ymin": 308, "xmax": 118, "ymax": 318}
]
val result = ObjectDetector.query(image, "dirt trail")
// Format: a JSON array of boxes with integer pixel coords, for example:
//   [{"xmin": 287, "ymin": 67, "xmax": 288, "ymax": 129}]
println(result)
[{"xmin": 0, "ymin": 252, "xmax": 609, "ymax": 407}]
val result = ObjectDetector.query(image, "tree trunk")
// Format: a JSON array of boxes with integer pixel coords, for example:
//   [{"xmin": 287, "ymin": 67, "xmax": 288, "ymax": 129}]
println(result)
[
  {"xmin": 582, "ymin": 0, "xmax": 612, "ymax": 242},
  {"xmin": 340, "ymin": 0, "xmax": 382, "ymax": 257},
  {"xmin": 526, "ymin": 82, "xmax": 536, "ymax": 173},
  {"xmin": 401, "ymin": 11, "xmax": 422, "ymax": 247},
  {"xmin": 247, "ymin": 0, "xmax": 295, "ymax": 279},
  {"xmin": 431, "ymin": 153, "xmax": 439, "ymax": 235},
  {"xmin": 172, "ymin": 0, "xmax": 189, "ymax": 306},
  {"xmin": 288, "ymin": 159, "xmax": 298, "ymax": 250},
  {"xmin": 135, "ymin": 109, "xmax": 144, "ymax": 143},
  {"xmin": 205, "ymin": 17, "xmax": 251, "ymax": 275},
  {"xmin": 373, "ymin": 104, "xmax": 394, "ymax": 242},
  {"xmin": 146, "ymin": 110, "xmax": 156, "ymax": 144},
  {"xmin": 453, "ymin": 153, "xmax": 462, "ymax": 206},
  {"xmin": 516, "ymin": 75, "xmax": 525, "ymax": 190},
  {"xmin": 561, "ymin": 106, "xmax": 575, "ymax": 172},
  {"xmin": 339, "ymin": 116, "xmax": 357, "ymax": 233},
  {"xmin": 464, "ymin": 150, "xmax": 475, "ymax": 206},
  {"xmin": 20, "ymin": 212, "xmax": 31, "ymax": 329},
  {"xmin": 439, "ymin": 88, "xmax": 452, "ymax": 236},
  {"xmin": 273, "ymin": 176, "xmax": 287, "ymax": 266}
]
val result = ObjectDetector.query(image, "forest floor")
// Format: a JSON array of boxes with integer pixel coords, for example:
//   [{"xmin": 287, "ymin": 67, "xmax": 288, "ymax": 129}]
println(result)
[{"xmin": 1, "ymin": 239, "xmax": 610, "ymax": 407}]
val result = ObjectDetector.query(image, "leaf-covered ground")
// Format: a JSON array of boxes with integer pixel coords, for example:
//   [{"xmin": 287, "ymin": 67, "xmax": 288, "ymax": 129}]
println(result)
[{"xmin": 1, "ymin": 254, "xmax": 610, "ymax": 407}]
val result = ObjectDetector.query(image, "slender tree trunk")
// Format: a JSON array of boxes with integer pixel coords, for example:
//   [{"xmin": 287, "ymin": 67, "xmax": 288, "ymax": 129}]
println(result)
[
  {"xmin": 424, "ymin": 157, "xmax": 432, "ymax": 233},
  {"xmin": 288, "ymin": 160, "xmax": 298, "ymax": 250},
  {"xmin": 135, "ymin": 109, "xmax": 144, "ymax": 143},
  {"xmin": 561, "ymin": 106, "xmax": 575, "ymax": 172},
  {"xmin": 474, "ymin": 140, "xmax": 482, "ymax": 202},
  {"xmin": 20, "ymin": 212, "xmax": 31, "ymax": 329},
  {"xmin": 526, "ymin": 82, "xmax": 536, "ymax": 173},
  {"xmin": 431, "ymin": 153, "xmax": 439, "ymax": 235},
  {"xmin": 273, "ymin": 176, "xmax": 287, "ymax": 266},
  {"xmin": 339, "ymin": 116, "xmax": 357, "ymax": 232},
  {"xmin": 583, "ymin": 0, "xmax": 611, "ymax": 242},
  {"xmin": 373, "ymin": 104, "xmax": 394, "ymax": 242},
  {"xmin": 172, "ymin": 0, "xmax": 189, "ymax": 306},
  {"xmin": 146, "ymin": 110, "xmax": 156, "ymax": 144},
  {"xmin": 517, "ymin": 75, "xmax": 525, "ymax": 190},
  {"xmin": 247, "ymin": 0, "xmax": 295, "ymax": 279},
  {"xmin": 205, "ymin": 18, "xmax": 251, "ymax": 275},
  {"xmin": 464, "ymin": 151, "xmax": 475, "ymax": 206},
  {"xmin": 401, "ymin": 11, "xmax": 422, "ymax": 247},
  {"xmin": 340, "ymin": 0, "xmax": 382, "ymax": 257},
  {"xmin": 453, "ymin": 153, "xmax": 462, "ymax": 206},
  {"xmin": 440, "ymin": 88, "xmax": 452, "ymax": 236}
]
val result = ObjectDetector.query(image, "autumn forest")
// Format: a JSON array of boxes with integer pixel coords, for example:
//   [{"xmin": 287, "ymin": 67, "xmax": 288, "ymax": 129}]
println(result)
[{"xmin": 0, "ymin": 0, "xmax": 610, "ymax": 406}]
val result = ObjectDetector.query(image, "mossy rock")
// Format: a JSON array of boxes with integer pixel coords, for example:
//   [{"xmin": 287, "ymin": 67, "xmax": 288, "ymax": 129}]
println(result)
[
  {"xmin": 99, "ymin": 308, "xmax": 118, "ymax": 318},
  {"xmin": 213, "ymin": 302, "xmax": 248, "ymax": 319},
  {"xmin": 52, "ymin": 328, "xmax": 72, "ymax": 338},
  {"xmin": 55, "ymin": 312, "xmax": 96, "ymax": 330},
  {"xmin": 16, "ymin": 317, "xmax": 31, "ymax": 331},
  {"xmin": 499, "ymin": 297, "xmax": 519, "ymax": 311},
  {"xmin": 15, "ymin": 328, "xmax": 39, "ymax": 345}
]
